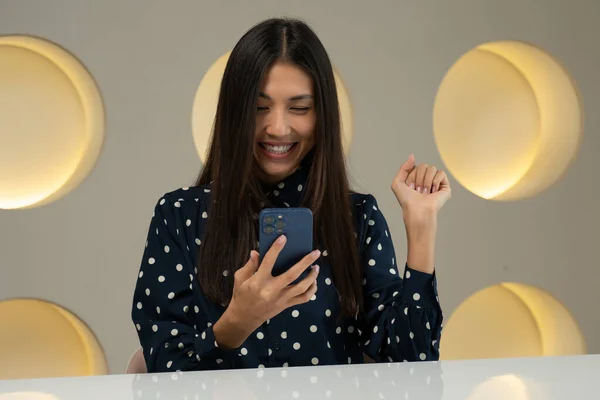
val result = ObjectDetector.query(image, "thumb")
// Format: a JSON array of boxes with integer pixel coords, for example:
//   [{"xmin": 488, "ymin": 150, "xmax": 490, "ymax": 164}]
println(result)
[
  {"xmin": 235, "ymin": 250, "xmax": 260, "ymax": 282},
  {"xmin": 395, "ymin": 153, "xmax": 416, "ymax": 183}
]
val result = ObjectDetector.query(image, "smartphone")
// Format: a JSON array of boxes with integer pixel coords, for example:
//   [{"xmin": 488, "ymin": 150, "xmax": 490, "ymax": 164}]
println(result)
[{"xmin": 259, "ymin": 207, "xmax": 314, "ymax": 279}]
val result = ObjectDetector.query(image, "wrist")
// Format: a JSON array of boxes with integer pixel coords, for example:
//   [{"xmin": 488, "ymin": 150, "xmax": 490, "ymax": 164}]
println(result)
[
  {"xmin": 404, "ymin": 209, "xmax": 438, "ymax": 239},
  {"xmin": 214, "ymin": 303, "xmax": 254, "ymax": 349}
]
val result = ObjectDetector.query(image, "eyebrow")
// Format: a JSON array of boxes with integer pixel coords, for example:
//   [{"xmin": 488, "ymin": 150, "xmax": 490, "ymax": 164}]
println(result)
[{"xmin": 259, "ymin": 92, "xmax": 313, "ymax": 101}]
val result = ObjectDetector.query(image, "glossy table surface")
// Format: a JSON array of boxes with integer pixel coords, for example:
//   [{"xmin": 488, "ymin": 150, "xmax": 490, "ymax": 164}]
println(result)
[{"xmin": 1, "ymin": 355, "xmax": 598, "ymax": 399}]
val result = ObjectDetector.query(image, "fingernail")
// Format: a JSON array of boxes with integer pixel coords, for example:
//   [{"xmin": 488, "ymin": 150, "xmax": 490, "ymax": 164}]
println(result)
[
  {"xmin": 417, "ymin": 186, "xmax": 422, "ymax": 193},
  {"xmin": 423, "ymin": 188, "xmax": 429, "ymax": 194},
  {"xmin": 313, "ymin": 265, "xmax": 320, "ymax": 274},
  {"xmin": 431, "ymin": 187, "xmax": 436, "ymax": 193},
  {"xmin": 312, "ymin": 250, "xmax": 321, "ymax": 258},
  {"xmin": 277, "ymin": 235, "xmax": 286, "ymax": 244},
  {"xmin": 409, "ymin": 183, "xmax": 415, "ymax": 190}
]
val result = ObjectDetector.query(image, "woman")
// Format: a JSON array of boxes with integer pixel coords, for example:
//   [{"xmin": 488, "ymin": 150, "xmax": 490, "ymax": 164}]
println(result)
[{"xmin": 132, "ymin": 17, "xmax": 451, "ymax": 372}]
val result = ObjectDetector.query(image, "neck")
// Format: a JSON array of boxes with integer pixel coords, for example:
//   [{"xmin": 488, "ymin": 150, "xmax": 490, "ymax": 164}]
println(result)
[{"xmin": 262, "ymin": 168, "xmax": 299, "ymax": 185}]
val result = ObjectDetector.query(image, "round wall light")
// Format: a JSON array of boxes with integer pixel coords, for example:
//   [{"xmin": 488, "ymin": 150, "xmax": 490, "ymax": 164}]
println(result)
[
  {"xmin": 440, "ymin": 282, "xmax": 586, "ymax": 360},
  {"xmin": 0, "ymin": 35, "xmax": 105, "ymax": 210},
  {"xmin": 0, "ymin": 298, "xmax": 108, "ymax": 379},
  {"xmin": 433, "ymin": 41, "xmax": 582, "ymax": 200}
]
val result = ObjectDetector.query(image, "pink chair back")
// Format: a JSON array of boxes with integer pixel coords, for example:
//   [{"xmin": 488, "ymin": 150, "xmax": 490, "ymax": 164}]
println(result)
[{"xmin": 126, "ymin": 348, "xmax": 147, "ymax": 374}]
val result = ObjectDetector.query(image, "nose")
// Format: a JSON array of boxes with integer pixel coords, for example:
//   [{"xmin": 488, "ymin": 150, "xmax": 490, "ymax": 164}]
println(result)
[{"xmin": 265, "ymin": 108, "xmax": 290, "ymax": 137}]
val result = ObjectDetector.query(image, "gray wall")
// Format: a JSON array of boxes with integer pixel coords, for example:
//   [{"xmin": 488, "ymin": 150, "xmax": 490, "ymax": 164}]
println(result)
[{"xmin": 1, "ymin": 0, "xmax": 599, "ymax": 373}]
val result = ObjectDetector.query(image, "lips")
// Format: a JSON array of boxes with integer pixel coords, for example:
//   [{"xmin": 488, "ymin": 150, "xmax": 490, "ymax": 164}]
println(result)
[{"xmin": 259, "ymin": 142, "xmax": 297, "ymax": 155}]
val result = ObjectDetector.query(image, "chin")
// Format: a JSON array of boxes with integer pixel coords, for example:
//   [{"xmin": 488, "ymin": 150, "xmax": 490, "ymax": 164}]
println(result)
[
  {"xmin": 254, "ymin": 143, "xmax": 309, "ymax": 182},
  {"xmin": 260, "ymin": 164, "xmax": 296, "ymax": 182}
]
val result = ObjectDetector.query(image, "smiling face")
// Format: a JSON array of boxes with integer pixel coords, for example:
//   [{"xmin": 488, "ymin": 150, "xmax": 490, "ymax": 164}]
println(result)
[{"xmin": 254, "ymin": 61, "xmax": 317, "ymax": 183}]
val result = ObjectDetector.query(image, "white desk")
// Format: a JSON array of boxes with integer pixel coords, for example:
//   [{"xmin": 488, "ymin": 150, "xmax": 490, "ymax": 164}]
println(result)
[{"xmin": 0, "ymin": 355, "xmax": 598, "ymax": 399}]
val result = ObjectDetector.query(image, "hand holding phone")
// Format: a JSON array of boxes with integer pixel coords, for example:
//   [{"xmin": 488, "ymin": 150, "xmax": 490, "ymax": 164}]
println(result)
[
  {"xmin": 213, "ymin": 208, "xmax": 318, "ymax": 349},
  {"xmin": 214, "ymin": 238, "xmax": 320, "ymax": 349}
]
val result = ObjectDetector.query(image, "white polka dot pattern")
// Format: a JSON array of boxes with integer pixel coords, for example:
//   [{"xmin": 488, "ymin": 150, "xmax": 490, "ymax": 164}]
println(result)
[{"xmin": 131, "ymin": 178, "xmax": 441, "ymax": 372}]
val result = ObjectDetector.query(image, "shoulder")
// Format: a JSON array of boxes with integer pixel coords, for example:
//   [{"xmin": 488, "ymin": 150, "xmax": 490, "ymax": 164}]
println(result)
[
  {"xmin": 155, "ymin": 185, "xmax": 212, "ymax": 206},
  {"xmin": 149, "ymin": 184, "xmax": 212, "ymax": 222},
  {"xmin": 350, "ymin": 191, "xmax": 379, "ymax": 213},
  {"xmin": 350, "ymin": 191, "xmax": 391, "ymax": 244}
]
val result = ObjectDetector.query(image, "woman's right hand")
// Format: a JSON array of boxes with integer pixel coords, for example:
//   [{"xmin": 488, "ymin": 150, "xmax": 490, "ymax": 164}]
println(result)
[{"xmin": 213, "ymin": 235, "xmax": 320, "ymax": 349}]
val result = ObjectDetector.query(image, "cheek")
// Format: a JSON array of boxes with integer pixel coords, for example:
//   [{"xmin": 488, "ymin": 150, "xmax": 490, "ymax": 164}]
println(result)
[
  {"xmin": 254, "ymin": 118, "xmax": 266, "ymax": 138},
  {"xmin": 296, "ymin": 119, "xmax": 316, "ymax": 144}
]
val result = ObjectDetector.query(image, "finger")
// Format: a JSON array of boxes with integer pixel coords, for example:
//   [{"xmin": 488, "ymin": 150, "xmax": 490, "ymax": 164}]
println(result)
[
  {"xmin": 394, "ymin": 154, "xmax": 416, "ymax": 184},
  {"xmin": 276, "ymin": 249, "xmax": 321, "ymax": 287},
  {"xmin": 234, "ymin": 251, "xmax": 260, "ymax": 283},
  {"xmin": 431, "ymin": 170, "xmax": 446, "ymax": 193},
  {"xmin": 415, "ymin": 164, "xmax": 428, "ymax": 193},
  {"xmin": 405, "ymin": 168, "xmax": 417, "ymax": 190},
  {"xmin": 284, "ymin": 264, "xmax": 320, "ymax": 298},
  {"xmin": 439, "ymin": 170, "xmax": 451, "ymax": 189},
  {"xmin": 423, "ymin": 166, "xmax": 438, "ymax": 194},
  {"xmin": 256, "ymin": 235, "xmax": 286, "ymax": 279},
  {"xmin": 286, "ymin": 276, "xmax": 318, "ymax": 308}
]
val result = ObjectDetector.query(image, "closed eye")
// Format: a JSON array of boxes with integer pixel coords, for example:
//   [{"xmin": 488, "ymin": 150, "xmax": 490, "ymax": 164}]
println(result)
[
  {"xmin": 290, "ymin": 107, "xmax": 310, "ymax": 113},
  {"xmin": 257, "ymin": 107, "xmax": 310, "ymax": 113}
]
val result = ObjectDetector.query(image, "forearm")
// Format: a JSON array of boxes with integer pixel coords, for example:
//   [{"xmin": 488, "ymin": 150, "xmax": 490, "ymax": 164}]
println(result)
[
  {"xmin": 362, "ymin": 265, "xmax": 442, "ymax": 363},
  {"xmin": 404, "ymin": 211, "xmax": 437, "ymax": 275}
]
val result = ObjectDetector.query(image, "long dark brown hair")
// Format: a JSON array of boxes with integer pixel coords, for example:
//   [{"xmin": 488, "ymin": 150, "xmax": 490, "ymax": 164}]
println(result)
[{"xmin": 196, "ymin": 17, "xmax": 362, "ymax": 317}]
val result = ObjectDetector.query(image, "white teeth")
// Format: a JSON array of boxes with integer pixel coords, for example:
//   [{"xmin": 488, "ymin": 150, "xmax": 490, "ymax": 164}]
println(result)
[{"xmin": 263, "ymin": 144, "xmax": 293, "ymax": 154}]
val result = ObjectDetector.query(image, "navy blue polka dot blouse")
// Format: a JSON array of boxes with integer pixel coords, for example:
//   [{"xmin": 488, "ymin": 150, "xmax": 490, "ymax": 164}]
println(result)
[{"xmin": 132, "ymin": 166, "xmax": 443, "ymax": 372}]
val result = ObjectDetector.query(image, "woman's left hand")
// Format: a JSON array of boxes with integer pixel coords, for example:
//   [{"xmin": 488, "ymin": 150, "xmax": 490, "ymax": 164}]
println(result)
[
  {"xmin": 392, "ymin": 154, "xmax": 450, "ymax": 273},
  {"xmin": 391, "ymin": 154, "xmax": 451, "ymax": 219}
]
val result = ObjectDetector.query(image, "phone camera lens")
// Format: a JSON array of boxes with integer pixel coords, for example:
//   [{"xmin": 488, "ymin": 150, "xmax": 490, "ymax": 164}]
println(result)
[
  {"xmin": 274, "ymin": 220, "xmax": 285, "ymax": 229},
  {"xmin": 263, "ymin": 225, "xmax": 275, "ymax": 234}
]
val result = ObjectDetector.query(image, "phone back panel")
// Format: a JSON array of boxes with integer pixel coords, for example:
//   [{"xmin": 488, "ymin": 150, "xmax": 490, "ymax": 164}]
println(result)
[{"xmin": 259, "ymin": 207, "xmax": 313, "ymax": 276}]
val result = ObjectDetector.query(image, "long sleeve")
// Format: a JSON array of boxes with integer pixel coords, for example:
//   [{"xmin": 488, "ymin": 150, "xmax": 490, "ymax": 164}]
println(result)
[
  {"xmin": 357, "ymin": 195, "xmax": 443, "ymax": 362},
  {"xmin": 131, "ymin": 192, "xmax": 239, "ymax": 372}
]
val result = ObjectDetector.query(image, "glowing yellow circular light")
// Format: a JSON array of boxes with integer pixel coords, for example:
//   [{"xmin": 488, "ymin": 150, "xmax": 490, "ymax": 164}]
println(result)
[
  {"xmin": 0, "ymin": 393, "xmax": 61, "ymax": 400},
  {"xmin": 0, "ymin": 298, "xmax": 108, "ymax": 379},
  {"xmin": 433, "ymin": 41, "xmax": 582, "ymax": 200},
  {"xmin": 192, "ymin": 52, "xmax": 353, "ymax": 162},
  {"xmin": 440, "ymin": 283, "xmax": 586, "ymax": 360},
  {"xmin": 0, "ymin": 35, "xmax": 105, "ymax": 210},
  {"xmin": 467, "ymin": 374, "xmax": 530, "ymax": 400}
]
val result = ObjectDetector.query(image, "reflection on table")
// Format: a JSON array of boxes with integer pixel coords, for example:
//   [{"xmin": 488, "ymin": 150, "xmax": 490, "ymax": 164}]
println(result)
[{"xmin": 1, "ymin": 354, "xmax": 598, "ymax": 400}]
